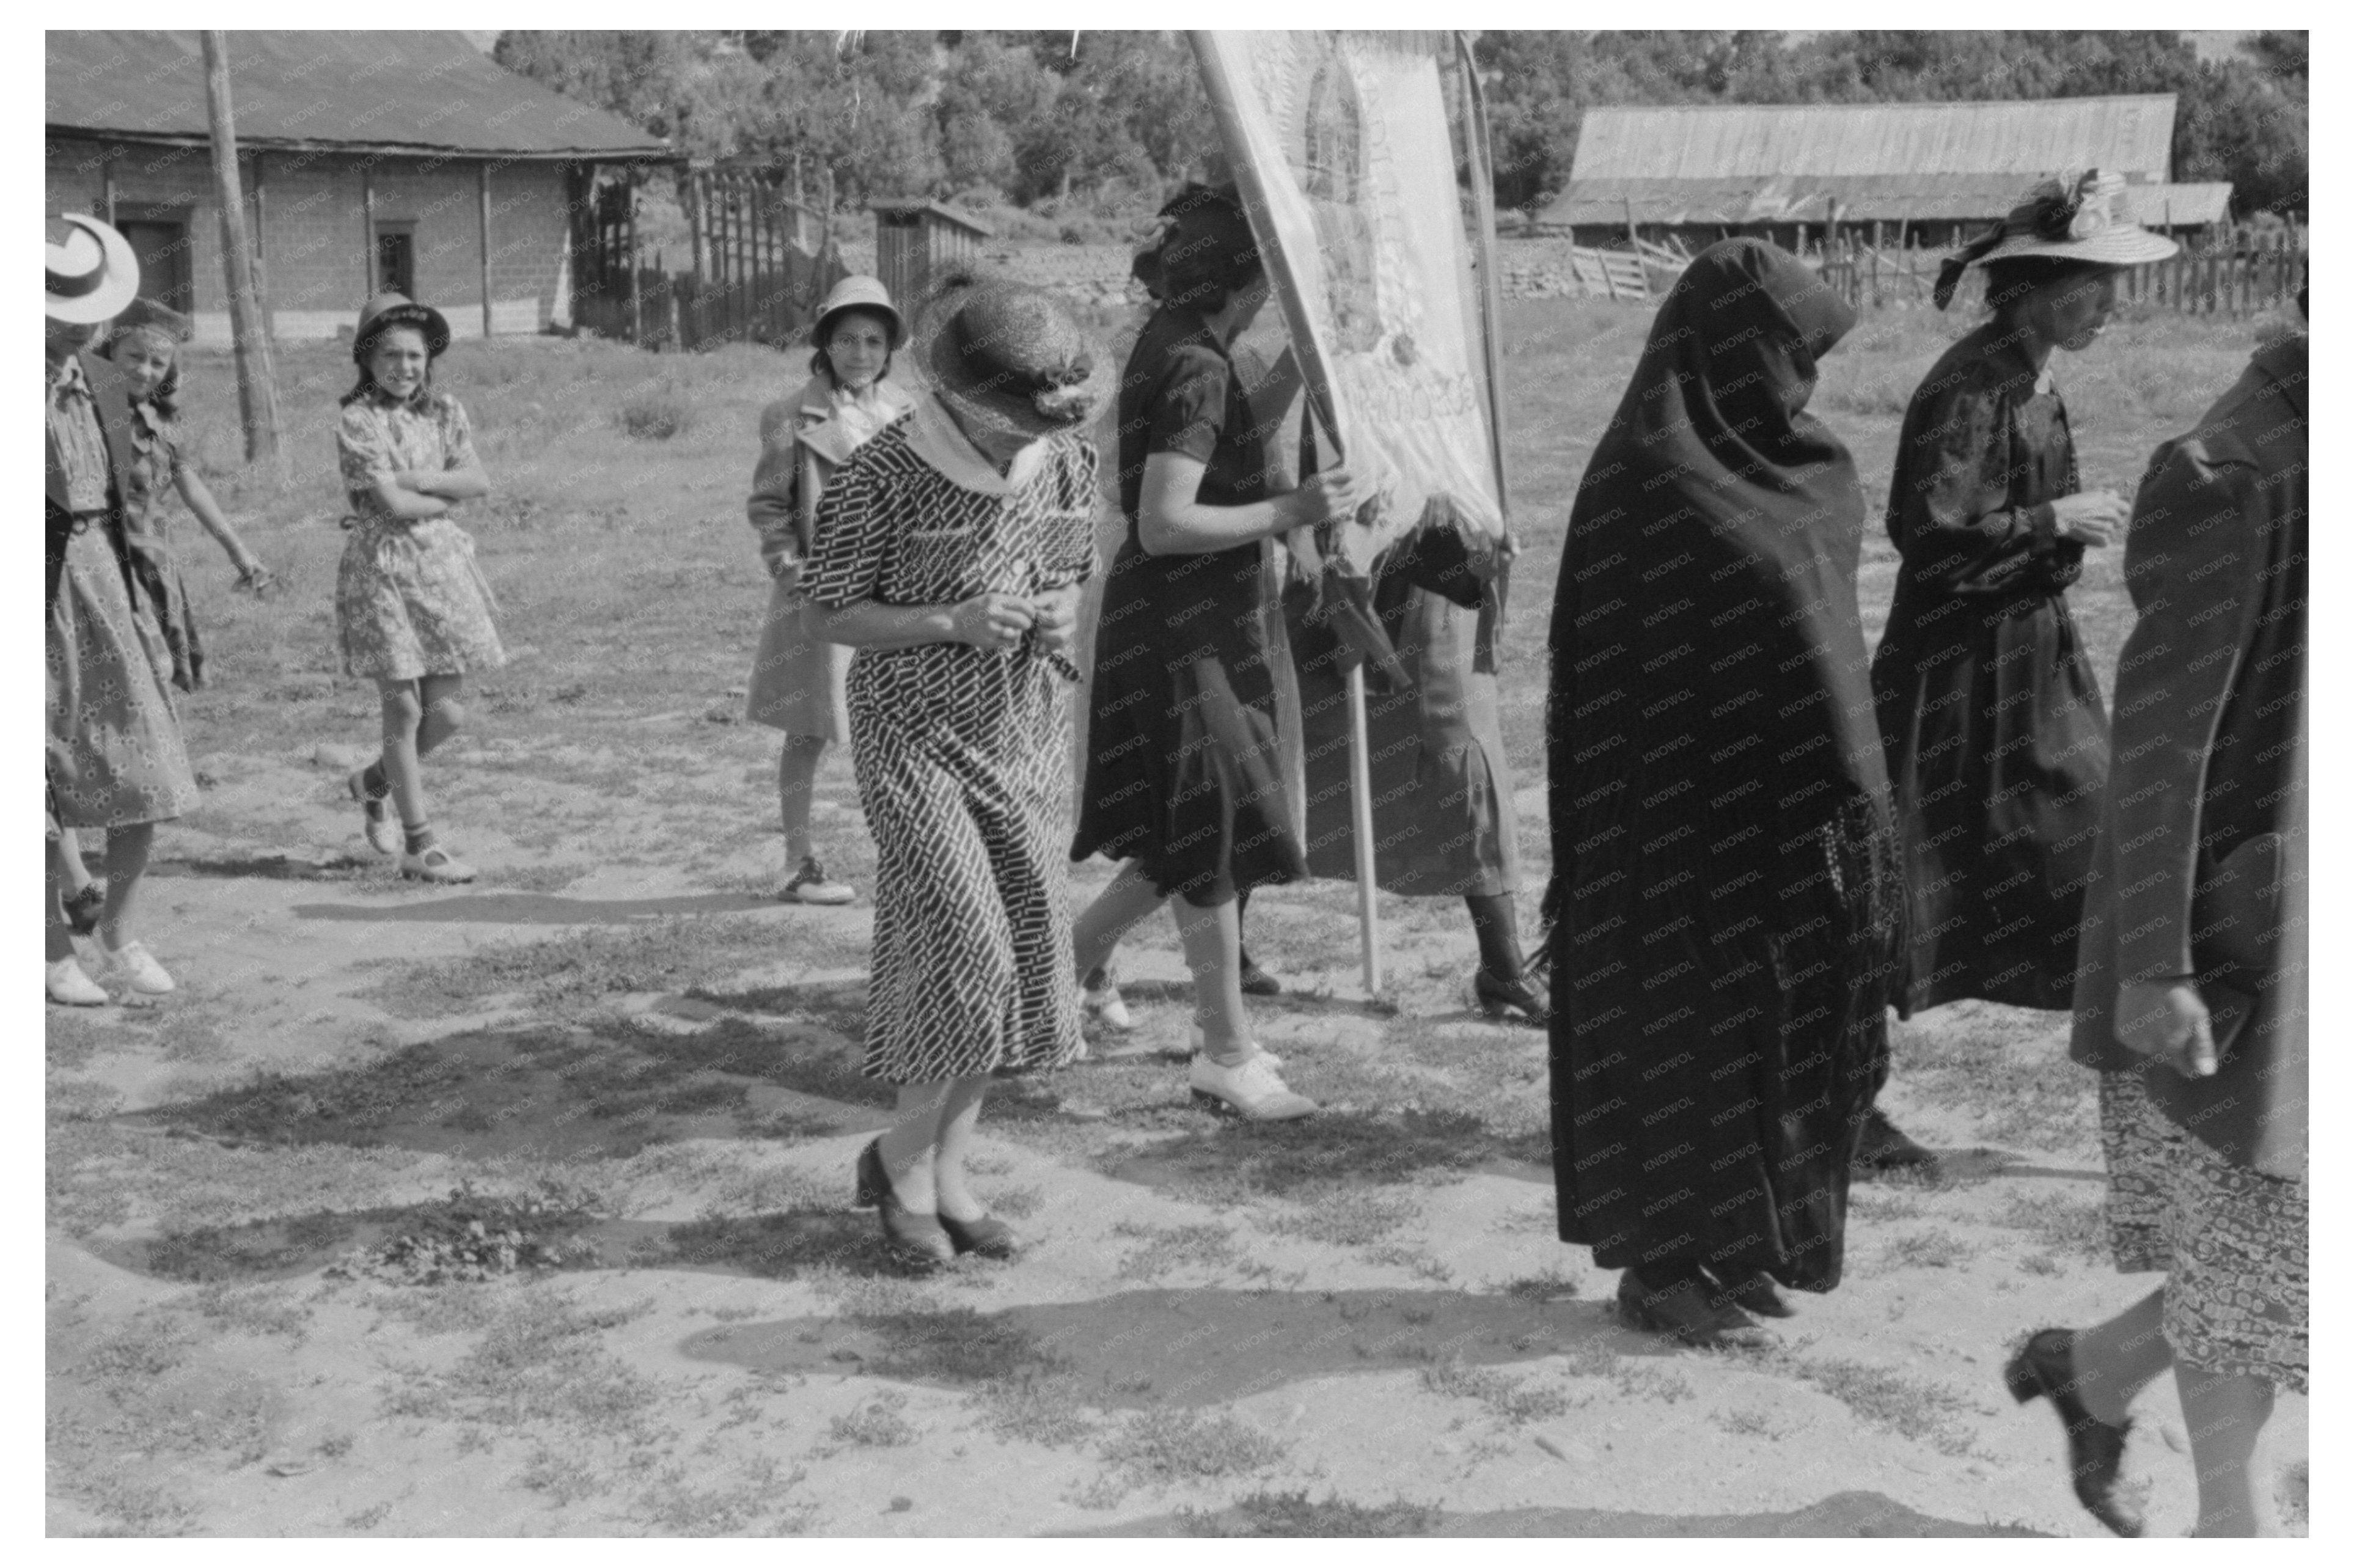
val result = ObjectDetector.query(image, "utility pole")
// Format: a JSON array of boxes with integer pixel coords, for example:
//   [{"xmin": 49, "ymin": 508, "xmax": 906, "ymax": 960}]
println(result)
[{"xmin": 201, "ymin": 30, "xmax": 286, "ymax": 480}]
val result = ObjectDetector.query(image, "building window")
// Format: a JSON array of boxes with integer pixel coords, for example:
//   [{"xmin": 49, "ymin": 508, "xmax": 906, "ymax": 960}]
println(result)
[
  {"xmin": 119, "ymin": 213, "xmax": 194, "ymax": 314},
  {"xmin": 376, "ymin": 225, "xmax": 416, "ymax": 298}
]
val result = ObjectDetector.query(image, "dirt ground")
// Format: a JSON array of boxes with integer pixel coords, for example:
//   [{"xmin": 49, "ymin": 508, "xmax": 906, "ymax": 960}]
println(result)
[{"xmin": 45, "ymin": 298, "xmax": 2306, "ymax": 1536}]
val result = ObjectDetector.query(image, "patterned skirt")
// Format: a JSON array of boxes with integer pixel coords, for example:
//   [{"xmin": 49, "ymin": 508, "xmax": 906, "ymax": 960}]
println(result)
[
  {"xmin": 2100, "ymin": 1068, "xmax": 2308, "ymax": 1392},
  {"xmin": 47, "ymin": 524, "xmax": 200, "ymax": 829},
  {"xmin": 336, "ymin": 517, "xmax": 505, "ymax": 681}
]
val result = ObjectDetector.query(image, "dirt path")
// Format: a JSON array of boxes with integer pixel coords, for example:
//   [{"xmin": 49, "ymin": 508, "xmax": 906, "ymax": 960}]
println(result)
[{"xmin": 45, "ymin": 725, "xmax": 2308, "ymax": 1537}]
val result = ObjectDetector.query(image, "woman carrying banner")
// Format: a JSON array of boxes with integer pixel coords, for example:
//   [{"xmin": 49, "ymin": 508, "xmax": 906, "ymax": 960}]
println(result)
[
  {"xmin": 1069, "ymin": 185, "xmax": 1371, "ymax": 1121},
  {"xmin": 1546, "ymin": 238, "xmax": 1903, "ymax": 1346}
]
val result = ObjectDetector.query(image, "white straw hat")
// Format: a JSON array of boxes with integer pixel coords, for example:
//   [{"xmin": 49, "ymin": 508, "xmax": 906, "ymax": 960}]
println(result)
[
  {"xmin": 46, "ymin": 213, "xmax": 139, "ymax": 324},
  {"xmin": 1935, "ymin": 170, "xmax": 2178, "ymax": 307}
]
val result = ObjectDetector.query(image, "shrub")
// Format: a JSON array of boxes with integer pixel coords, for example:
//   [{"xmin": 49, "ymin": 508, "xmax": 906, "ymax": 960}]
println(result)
[{"xmin": 619, "ymin": 385, "xmax": 696, "ymax": 441}]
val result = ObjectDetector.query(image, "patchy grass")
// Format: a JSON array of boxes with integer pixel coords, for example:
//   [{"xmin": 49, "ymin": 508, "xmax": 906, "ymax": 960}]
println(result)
[
  {"xmin": 826, "ymin": 1391, "xmax": 920, "ymax": 1448},
  {"xmin": 1418, "ymin": 1358, "xmax": 1572, "ymax": 1426},
  {"xmin": 1990, "ymin": 1190, "xmax": 2108, "ymax": 1261},
  {"xmin": 1178, "ymin": 1489, "xmax": 1440, "ymax": 1536},
  {"xmin": 378, "ymin": 1288, "xmax": 662, "ymax": 1442},
  {"xmin": 1880, "ymin": 1229, "xmax": 1980, "ymax": 1271},
  {"xmin": 1263, "ymin": 1189, "xmax": 1421, "ymax": 1247},
  {"xmin": 1113, "ymin": 1221, "xmax": 1240, "ymax": 1280},
  {"xmin": 1781, "ymin": 1353, "xmax": 1979, "ymax": 1457},
  {"xmin": 1101, "ymin": 1407, "xmax": 1289, "ymax": 1486}
]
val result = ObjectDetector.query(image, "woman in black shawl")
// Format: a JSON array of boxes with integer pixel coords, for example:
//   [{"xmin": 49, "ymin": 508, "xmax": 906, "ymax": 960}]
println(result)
[{"xmin": 1546, "ymin": 238, "xmax": 1903, "ymax": 1347}]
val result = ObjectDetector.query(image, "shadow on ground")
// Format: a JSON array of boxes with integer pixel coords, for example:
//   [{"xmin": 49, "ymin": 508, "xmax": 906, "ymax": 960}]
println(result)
[
  {"xmin": 1069, "ymin": 1488, "xmax": 2045, "ymax": 1537},
  {"xmin": 290, "ymin": 890, "xmax": 774, "ymax": 925},
  {"xmin": 684, "ymin": 1283, "xmax": 1643, "ymax": 1408}
]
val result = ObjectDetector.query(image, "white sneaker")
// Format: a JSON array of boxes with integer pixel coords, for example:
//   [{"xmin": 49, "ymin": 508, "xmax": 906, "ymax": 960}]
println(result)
[
  {"xmin": 778, "ymin": 857, "xmax": 855, "ymax": 905},
  {"xmin": 1188, "ymin": 1025, "xmax": 1281, "ymax": 1069},
  {"xmin": 1189, "ymin": 1049, "xmax": 1316, "ymax": 1121},
  {"xmin": 47, "ymin": 956, "xmax": 109, "ymax": 1006},
  {"xmin": 97, "ymin": 940, "xmax": 175, "ymax": 995},
  {"xmin": 1080, "ymin": 972, "xmax": 1135, "ymax": 1033},
  {"xmin": 400, "ymin": 844, "xmax": 477, "ymax": 884}
]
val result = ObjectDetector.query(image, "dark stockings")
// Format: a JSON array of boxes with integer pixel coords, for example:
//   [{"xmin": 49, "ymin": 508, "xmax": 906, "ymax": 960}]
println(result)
[{"xmin": 1465, "ymin": 892, "xmax": 1524, "ymax": 981}]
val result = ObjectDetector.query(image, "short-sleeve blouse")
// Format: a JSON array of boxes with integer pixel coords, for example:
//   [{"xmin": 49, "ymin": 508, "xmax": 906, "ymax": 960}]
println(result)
[{"xmin": 337, "ymin": 390, "xmax": 477, "ymax": 529}]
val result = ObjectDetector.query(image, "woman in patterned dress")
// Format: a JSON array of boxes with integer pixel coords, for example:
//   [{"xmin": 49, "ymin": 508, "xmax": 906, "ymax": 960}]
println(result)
[
  {"xmin": 802, "ymin": 271, "xmax": 1107, "ymax": 1266},
  {"xmin": 744, "ymin": 275, "xmax": 914, "ymax": 904},
  {"xmin": 45, "ymin": 214, "xmax": 199, "ymax": 1003},
  {"xmin": 332, "ymin": 293, "xmax": 504, "ymax": 885}
]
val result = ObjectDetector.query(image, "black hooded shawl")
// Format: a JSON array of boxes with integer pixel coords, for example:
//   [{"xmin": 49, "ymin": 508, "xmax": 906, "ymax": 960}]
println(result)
[{"xmin": 1543, "ymin": 238, "xmax": 1900, "ymax": 1289}]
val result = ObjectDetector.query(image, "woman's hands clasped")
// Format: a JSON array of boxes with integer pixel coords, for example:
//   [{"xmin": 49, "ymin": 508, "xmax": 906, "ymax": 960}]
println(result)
[
  {"xmin": 953, "ymin": 592, "xmax": 1036, "ymax": 651},
  {"xmin": 1028, "ymin": 583, "xmax": 1084, "ymax": 653},
  {"xmin": 2049, "ymin": 489, "xmax": 2128, "ymax": 548}
]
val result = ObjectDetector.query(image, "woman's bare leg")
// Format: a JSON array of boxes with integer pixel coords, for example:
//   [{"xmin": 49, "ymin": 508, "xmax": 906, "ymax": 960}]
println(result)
[
  {"xmin": 97, "ymin": 822, "xmax": 155, "ymax": 950},
  {"xmin": 1071, "ymin": 859, "xmax": 1165, "ymax": 985},
  {"xmin": 414, "ymin": 673, "xmax": 466, "ymax": 758},
  {"xmin": 55, "ymin": 827, "xmax": 95, "ymax": 896},
  {"xmin": 1173, "ymin": 892, "xmax": 1252, "ymax": 1064},
  {"xmin": 375, "ymin": 680, "xmax": 427, "ymax": 832},
  {"xmin": 876, "ymin": 1082, "xmax": 949, "ymax": 1212},
  {"xmin": 2070, "ymin": 1288, "xmax": 2174, "ymax": 1426},
  {"xmin": 2177, "ymin": 1366, "xmax": 2278, "ymax": 1536},
  {"xmin": 778, "ymin": 735, "xmax": 827, "ymax": 865},
  {"xmin": 929, "ymin": 1075, "xmax": 996, "ymax": 1222},
  {"xmin": 46, "ymin": 838, "xmax": 78, "ymax": 962}
]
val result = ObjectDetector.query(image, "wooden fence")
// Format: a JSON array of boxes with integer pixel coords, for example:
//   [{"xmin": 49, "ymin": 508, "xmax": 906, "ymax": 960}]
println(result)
[
  {"xmin": 571, "ymin": 166, "xmax": 846, "ymax": 352},
  {"xmin": 1822, "ymin": 234, "xmax": 2304, "ymax": 317}
]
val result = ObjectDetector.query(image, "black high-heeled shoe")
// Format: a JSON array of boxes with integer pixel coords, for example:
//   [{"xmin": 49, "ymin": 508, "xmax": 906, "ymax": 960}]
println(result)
[
  {"xmin": 853, "ymin": 1138, "xmax": 955, "ymax": 1267},
  {"xmin": 2004, "ymin": 1328, "xmax": 2144, "ymax": 1538},
  {"xmin": 937, "ymin": 1212, "xmax": 1019, "ymax": 1261},
  {"xmin": 1469, "ymin": 967, "xmax": 1550, "ymax": 1026}
]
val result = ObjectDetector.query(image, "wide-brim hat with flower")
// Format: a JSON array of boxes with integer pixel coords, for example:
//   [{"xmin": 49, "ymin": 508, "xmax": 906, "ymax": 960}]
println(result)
[
  {"xmin": 1935, "ymin": 170, "xmax": 2177, "ymax": 307},
  {"xmin": 352, "ymin": 291, "xmax": 452, "ymax": 361},
  {"xmin": 46, "ymin": 213, "xmax": 140, "ymax": 324},
  {"xmin": 912, "ymin": 266, "xmax": 1110, "ymax": 442}
]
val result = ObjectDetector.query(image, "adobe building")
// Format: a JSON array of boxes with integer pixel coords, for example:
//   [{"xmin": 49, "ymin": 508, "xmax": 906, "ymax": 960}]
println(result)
[{"xmin": 45, "ymin": 31, "xmax": 673, "ymax": 343}]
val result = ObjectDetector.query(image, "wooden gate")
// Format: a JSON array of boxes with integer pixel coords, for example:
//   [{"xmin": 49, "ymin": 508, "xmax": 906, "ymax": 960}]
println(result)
[{"xmin": 570, "ymin": 165, "xmax": 845, "ymax": 351}]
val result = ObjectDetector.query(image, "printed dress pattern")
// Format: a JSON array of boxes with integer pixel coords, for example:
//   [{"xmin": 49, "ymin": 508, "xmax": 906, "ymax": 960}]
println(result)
[
  {"xmin": 334, "ymin": 391, "xmax": 505, "ymax": 681},
  {"xmin": 802, "ymin": 423, "xmax": 1099, "ymax": 1082}
]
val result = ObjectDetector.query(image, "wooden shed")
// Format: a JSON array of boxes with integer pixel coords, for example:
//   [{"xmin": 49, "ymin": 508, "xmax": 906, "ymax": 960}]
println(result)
[
  {"xmin": 1536, "ymin": 95, "xmax": 2233, "ymax": 252},
  {"xmin": 870, "ymin": 199, "xmax": 993, "ymax": 310}
]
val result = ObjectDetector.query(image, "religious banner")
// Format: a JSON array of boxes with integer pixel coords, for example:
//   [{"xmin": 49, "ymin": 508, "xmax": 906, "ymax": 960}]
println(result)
[{"xmin": 1191, "ymin": 30, "xmax": 1506, "ymax": 576}]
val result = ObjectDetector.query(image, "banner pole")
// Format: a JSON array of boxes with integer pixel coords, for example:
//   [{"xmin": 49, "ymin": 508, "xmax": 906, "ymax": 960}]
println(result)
[
  {"xmin": 1453, "ymin": 31, "xmax": 1514, "ymax": 653},
  {"xmin": 1192, "ymin": 29, "xmax": 1382, "ymax": 995}
]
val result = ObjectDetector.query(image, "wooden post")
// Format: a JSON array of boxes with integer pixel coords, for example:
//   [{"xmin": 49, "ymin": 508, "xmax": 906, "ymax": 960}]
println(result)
[
  {"xmin": 477, "ymin": 161, "xmax": 494, "ymax": 339},
  {"xmin": 101, "ymin": 149, "xmax": 117, "ymax": 224},
  {"xmin": 1623, "ymin": 192, "xmax": 1638, "ymax": 248},
  {"xmin": 249, "ymin": 151, "xmax": 273, "ymax": 345},
  {"xmin": 361, "ymin": 161, "xmax": 376, "ymax": 296},
  {"xmin": 199, "ymin": 31, "xmax": 285, "ymax": 480},
  {"xmin": 626, "ymin": 169, "xmax": 644, "ymax": 344}
]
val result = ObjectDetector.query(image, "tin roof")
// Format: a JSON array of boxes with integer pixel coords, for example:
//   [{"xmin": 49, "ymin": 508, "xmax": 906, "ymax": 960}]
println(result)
[
  {"xmin": 1541, "ymin": 176, "xmax": 2232, "ymax": 229},
  {"xmin": 1568, "ymin": 96, "xmax": 2179, "ymax": 183},
  {"xmin": 868, "ymin": 199, "xmax": 995, "ymax": 238},
  {"xmin": 46, "ymin": 31, "xmax": 672, "ymax": 161}
]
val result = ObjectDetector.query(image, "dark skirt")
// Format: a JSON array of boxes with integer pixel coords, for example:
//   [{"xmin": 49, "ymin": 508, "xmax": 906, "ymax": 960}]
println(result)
[
  {"xmin": 1288, "ymin": 573, "xmax": 1517, "ymax": 898},
  {"xmin": 1547, "ymin": 796, "xmax": 1899, "ymax": 1291},
  {"xmin": 1871, "ymin": 587, "xmax": 2108, "ymax": 1013},
  {"xmin": 1072, "ymin": 639, "xmax": 1307, "ymax": 907}
]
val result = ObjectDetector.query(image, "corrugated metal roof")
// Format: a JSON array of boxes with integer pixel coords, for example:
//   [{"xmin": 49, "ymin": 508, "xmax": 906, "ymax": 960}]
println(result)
[
  {"xmin": 46, "ymin": 31, "xmax": 672, "ymax": 161},
  {"xmin": 1541, "ymin": 174, "xmax": 2232, "ymax": 229},
  {"xmin": 1571, "ymin": 96, "xmax": 2177, "ymax": 182}
]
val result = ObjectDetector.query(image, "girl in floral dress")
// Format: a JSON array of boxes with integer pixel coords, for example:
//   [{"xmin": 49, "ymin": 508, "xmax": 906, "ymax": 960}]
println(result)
[{"xmin": 334, "ymin": 293, "xmax": 502, "ymax": 884}]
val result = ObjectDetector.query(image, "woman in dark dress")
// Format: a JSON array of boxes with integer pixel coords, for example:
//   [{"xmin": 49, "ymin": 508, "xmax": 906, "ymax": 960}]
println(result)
[
  {"xmin": 1862, "ymin": 172, "xmax": 2176, "ymax": 1167},
  {"xmin": 1069, "ymin": 185, "xmax": 1369, "ymax": 1121},
  {"xmin": 1546, "ymin": 238, "xmax": 1904, "ymax": 1346}
]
